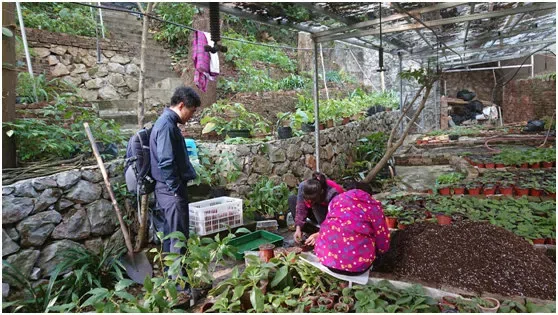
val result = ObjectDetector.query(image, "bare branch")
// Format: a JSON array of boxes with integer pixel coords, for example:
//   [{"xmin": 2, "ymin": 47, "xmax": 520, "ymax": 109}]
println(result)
[
  {"xmin": 136, "ymin": 2, "xmax": 145, "ymax": 14},
  {"xmin": 387, "ymin": 86, "xmax": 424, "ymax": 147}
]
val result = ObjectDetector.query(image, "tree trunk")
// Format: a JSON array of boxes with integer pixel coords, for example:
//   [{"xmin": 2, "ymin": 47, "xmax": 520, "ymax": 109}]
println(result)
[
  {"xmin": 2, "ymin": 3, "xmax": 17, "ymax": 168},
  {"xmin": 362, "ymin": 83, "xmax": 434, "ymax": 183},
  {"xmin": 137, "ymin": 2, "xmax": 153, "ymax": 129}
]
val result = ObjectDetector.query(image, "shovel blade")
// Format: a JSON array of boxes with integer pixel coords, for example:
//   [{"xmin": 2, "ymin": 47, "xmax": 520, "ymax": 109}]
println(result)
[{"xmin": 120, "ymin": 251, "xmax": 153, "ymax": 284}]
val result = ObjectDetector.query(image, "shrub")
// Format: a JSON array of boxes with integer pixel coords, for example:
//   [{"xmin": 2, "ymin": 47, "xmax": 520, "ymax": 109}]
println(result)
[{"xmin": 20, "ymin": 3, "xmax": 99, "ymax": 37}]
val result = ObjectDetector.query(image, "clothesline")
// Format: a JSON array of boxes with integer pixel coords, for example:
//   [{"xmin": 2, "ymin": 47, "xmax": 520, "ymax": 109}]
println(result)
[{"xmin": 70, "ymin": 2, "xmax": 365, "ymax": 52}]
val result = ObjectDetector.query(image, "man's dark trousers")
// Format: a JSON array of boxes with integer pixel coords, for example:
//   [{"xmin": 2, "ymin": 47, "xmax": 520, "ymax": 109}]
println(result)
[{"xmin": 154, "ymin": 182, "xmax": 189, "ymax": 254}]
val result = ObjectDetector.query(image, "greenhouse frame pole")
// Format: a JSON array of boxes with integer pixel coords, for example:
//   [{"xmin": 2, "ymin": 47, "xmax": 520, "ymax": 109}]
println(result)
[
  {"xmin": 15, "ymin": 2, "xmax": 37, "ymax": 102},
  {"xmin": 313, "ymin": 38, "xmax": 321, "ymax": 172}
]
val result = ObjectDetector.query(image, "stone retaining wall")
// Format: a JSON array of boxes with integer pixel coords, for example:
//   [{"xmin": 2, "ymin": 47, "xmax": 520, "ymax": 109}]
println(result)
[
  {"xmin": 1, "ymin": 111, "xmax": 397, "ymax": 287},
  {"xmin": 19, "ymin": 28, "xmax": 140, "ymax": 103}
]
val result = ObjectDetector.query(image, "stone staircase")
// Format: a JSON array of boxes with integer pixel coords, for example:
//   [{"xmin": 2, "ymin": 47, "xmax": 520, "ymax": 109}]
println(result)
[
  {"xmin": 98, "ymin": 9, "xmax": 185, "ymax": 135},
  {"xmin": 101, "ymin": 9, "xmax": 179, "ymax": 87},
  {"xmin": 94, "ymin": 77, "xmax": 185, "ymax": 135}
]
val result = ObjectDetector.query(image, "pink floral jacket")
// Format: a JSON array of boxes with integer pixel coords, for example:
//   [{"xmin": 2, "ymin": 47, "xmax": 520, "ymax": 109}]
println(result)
[{"xmin": 314, "ymin": 189, "xmax": 390, "ymax": 273}]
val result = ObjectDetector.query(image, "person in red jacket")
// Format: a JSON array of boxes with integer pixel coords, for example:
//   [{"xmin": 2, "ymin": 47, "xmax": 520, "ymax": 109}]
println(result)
[
  {"xmin": 288, "ymin": 172, "xmax": 345, "ymax": 243},
  {"xmin": 312, "ymin": 189, "xmax": 390, "ymax": 275}
]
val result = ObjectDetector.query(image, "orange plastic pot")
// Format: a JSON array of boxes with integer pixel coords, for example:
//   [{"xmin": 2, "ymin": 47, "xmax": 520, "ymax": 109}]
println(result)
[
  {"xmin": 499, "ymin": 186, "xmax": 513, "ymax": 196},
  {"xmin": 386, "ymin": 217, "xmax": 398, "ymax": 229},
  {"xmin": 398, "ymin": 223, "xmax": 407, "ymax": 230},
  {"xmin": 483, "ymin": 186, "xmax": 496, "ymax": 196},
  {"xmin": 532, "ymin": 238, "xmax": 546, "ymax": 245},
  {"xmin": 515, "ymin": 187, "xmax": 529, "ymax": 197},
  {"xmin": 542, "ymin": 161, "xmax": 553, "ymax": 168},
  {"xmin": 485, "ymin": 163, "xmax": 495, "ymax": 169},
  {"xmin": 495, "ymin": 163, "xmax": 505, "ymax": 168},
  {"xmin": 519, "ymin": 163, "xmax": 529, "ymax": 169},
  {"xmin": 467, "ymin": 187, "xmax": 481, "ymax": 195},
  {"xmin": 530, "ymin": 162, "xmax": 540, "ymax": 169},
  {"xmin": 530, "ymin": 188, "xmax": 543, "ymax": 197},
  {"xmin": 436, "ymin": 214, "xmax": 452, "ymax": 225},
  {"xmin": 438, "ymin": 187, "xmax": 451, "ymax": 196},
  {"xmin": 453, "ymin": 187, "xmax": 465, "ymax": 195}
]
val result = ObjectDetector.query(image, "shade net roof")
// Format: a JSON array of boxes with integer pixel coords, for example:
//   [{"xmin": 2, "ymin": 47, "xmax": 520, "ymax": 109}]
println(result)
[{"xmin": 215, "ymin": 2, "xmax": 556, "ymax": 68}]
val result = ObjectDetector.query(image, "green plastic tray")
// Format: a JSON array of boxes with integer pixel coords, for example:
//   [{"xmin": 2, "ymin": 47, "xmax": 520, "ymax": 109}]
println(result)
[{"xmin": 229, "ymin": 230, "xmax": 284, "ymax": 260}]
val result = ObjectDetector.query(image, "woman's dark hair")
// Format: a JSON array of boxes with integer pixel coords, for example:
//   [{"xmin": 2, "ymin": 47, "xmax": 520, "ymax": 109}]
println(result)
[{"xmin": 302, "ymin": 172, "xmax": 328, "ymax": 204}]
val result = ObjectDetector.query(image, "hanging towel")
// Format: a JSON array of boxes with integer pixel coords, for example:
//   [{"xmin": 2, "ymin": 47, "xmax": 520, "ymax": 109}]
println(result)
[
  {"xmin": 203, "ymin": 31, "xmax": 220, "ymax": 76},
  {"xmin": 192, "ymin": 31, "xmax": 210, "ymax": 92}
]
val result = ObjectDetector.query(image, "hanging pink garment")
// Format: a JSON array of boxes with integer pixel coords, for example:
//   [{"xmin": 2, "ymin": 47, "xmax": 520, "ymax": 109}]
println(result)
[{"xmin": 192, "ymin": 31, "xmax": 210, "ymax": 92}]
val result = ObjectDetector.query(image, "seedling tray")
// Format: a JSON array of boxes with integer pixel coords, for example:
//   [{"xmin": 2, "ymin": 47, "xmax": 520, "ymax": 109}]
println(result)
[{"xmin": 229, "ymin": 230, "xmax": 284, "ymax": 260}]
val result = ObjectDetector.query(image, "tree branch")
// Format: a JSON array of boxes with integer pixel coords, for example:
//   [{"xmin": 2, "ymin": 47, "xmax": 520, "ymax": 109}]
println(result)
[
  {"xmin": 387, "ymin": 86, "xmax": 424, "ymax": 147},
  {"xmin": 136, "ymin": 2, "xmax": 145, "ymax": 14}
]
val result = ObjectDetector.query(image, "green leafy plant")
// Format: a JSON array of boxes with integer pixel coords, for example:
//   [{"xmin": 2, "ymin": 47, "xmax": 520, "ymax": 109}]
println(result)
[
  {"xmin": 152, "ymin": 3, "xmax": 198, "ymax": 60},
  {"xmin": 245, "ymin": 178, "xmax": 291, "ymax": 218},
  {"xmin": 20, "ymin": 2, "xmax": 100, "ymax": 37},
  {"xmin": 201, "ymin": 101, "xmax": 271, "ymax": 136},
  {"xmin": 4, "ymin": 92, "xmax": 127, "ymax": 162},
  {"xmin": 436, "ymin": 172, "xmax": 465, "ymax": 188}
]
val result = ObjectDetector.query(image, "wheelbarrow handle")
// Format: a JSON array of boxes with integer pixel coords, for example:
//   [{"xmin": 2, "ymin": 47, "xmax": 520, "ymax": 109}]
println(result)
[{"xmin": 83, "ymin": 122, "xmax": 135, "ymax": 254}]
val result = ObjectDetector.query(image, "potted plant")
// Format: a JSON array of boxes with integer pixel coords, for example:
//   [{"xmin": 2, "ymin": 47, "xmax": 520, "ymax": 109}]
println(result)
[
  {"xmin": 338, "ymin": 296, "xmax": 354, "ymax": 309},
  {"xmin": 245, "ymin": 178, "xmax": 291, "ymax": 220},
  {"xmin": 317, "ymin": 296, "xmax": 334, "ymax": 310},
  {"xmin": 482, "ymin": 183, "xmax": 496, "ymax": 196},
  {"xmin": 473, "ymin": 297, "xmax": 500, "ymax": 313},
  {"xmin": 436, "ymin": 173, "xmax": 464, "ymax": 196},
  {"xmin": 498, "ymin": 180, "xmax": 513, "ymax": 196},
  {"xmin": 398, "ymin": 215, "xmax": 414, "ymax": 229},
  {"xmin": 333, "ymin": 302, "xmax": 350, "ymax": 312},
  {"xmin": 383, "ymin": 204, "xmax": 402, "ymax": 229},
  {"xmin": 201, "ymin": 102, "xmax": 271, "ymax": 138},
  {"xmin": 466, "ymin": 181, "xmax": 482, "ymax": 196}
]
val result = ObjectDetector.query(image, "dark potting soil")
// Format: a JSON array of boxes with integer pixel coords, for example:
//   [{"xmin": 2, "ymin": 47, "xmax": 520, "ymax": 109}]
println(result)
[{"xmin": 373, "ymin": 221, "xmax": 556, "ymax": 300}]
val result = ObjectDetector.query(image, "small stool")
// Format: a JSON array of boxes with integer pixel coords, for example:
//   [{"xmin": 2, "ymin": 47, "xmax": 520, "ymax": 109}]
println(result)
[{"xmin": 299, "ymin": 252, "xmax": 370, "ymax": 288}]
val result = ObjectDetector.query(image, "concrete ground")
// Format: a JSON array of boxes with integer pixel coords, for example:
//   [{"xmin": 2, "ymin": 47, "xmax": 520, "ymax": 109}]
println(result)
[{"xmin": 395, "ymin": 165, "xmax": 457, "ymax": 192}]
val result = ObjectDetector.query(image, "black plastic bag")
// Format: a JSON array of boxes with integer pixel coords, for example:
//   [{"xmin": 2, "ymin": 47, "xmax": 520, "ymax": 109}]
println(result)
[
  {"xmin": 524, "ymin": 120, "xmax": 545, "ymax": 132},
  {"xmin": 367, "ymin": 105, "xmax": 386, "ymax": 116},
  {"xmin": 457, "ymin": 89, "xmax": 476, "ymax": 101},
  {"xmin": 467, "ymin": 100, "xmax": 484, "ymax": 114}
]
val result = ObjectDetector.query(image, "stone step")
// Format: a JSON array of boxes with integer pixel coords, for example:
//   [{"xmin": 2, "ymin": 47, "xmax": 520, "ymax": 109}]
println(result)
[
  {"xmin": 152, "ymin": 78, "xmax": 185, "ymax": 90},
  {"xmin": 94, "ymin": 99, "xmax": 138, "ymax": 111},
  {"xmin": 100, "ymin": 111, "xmax": 158, "ymax": 126}
]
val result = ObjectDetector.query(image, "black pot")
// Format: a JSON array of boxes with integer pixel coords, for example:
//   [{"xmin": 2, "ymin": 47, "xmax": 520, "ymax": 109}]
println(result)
[
  {"xmin": 277, "ymin": 126, "xmax": 293, "ymax": 139},
  {"xmin": 210, "ymin": 186, "xmax": 227, "ymax": 198},
  {"xmin": 449, "ymin": 134, "xmax": 459, "ymax": 140},
  {"xmin": 192, "ymin": 283, "xmax": 213, "ymax": 303},
  {"xmin": 301, "ymin": 123, "xmax": 315, "ymax": 133},
  {"xmin": 226, "ymin": 129, "xmax": 251, "ymax": 138}
]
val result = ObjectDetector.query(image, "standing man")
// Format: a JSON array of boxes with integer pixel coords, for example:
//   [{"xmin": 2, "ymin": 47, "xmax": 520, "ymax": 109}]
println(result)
[{"xmin": 150, "ymin": 86, "xmax": 201, "ymax": 255}]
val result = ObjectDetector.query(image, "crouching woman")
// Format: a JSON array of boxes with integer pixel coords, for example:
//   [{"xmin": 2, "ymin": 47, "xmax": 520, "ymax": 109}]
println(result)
[{"xmin": 311, "ymin": 189, "xmax": 390, "ymax": 275}]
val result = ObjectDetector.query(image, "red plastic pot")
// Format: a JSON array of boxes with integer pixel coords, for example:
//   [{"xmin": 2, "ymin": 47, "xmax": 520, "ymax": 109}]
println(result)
[
  {"xmin": 549, "ymin": 192, "xmax": 556, "ymax": 199},
  {"xmin": 468, "ymin": 187, "xmax": 481, "ymax": 195},
  {"xmin": 542, "ymin": 161, "xmax": 553, "ymax": 168},
  {"xmin": 495, "ymin": 163, "xmax": 505, "ymax": 168},
  {"xmin": 519, "ymin": 163, "xmax": 529, "ymax": 169},
  {"xmin": 485, "ymin": 163, "xmax": 495, "ymax": 169},
  {"xmin": 532, "ymin": 238, "xmax": 546, "ymax": 245},
  {"xmin": 342, "ymin": 117, "xmax": 351, "ymax": 125},
  {"xmin": 530, "ymin": 162, "xmax": 540, "ymax": 169},
  {"xmin": 436, "ymin": 214, "xmax": 452, "ymax": 225},
  {"xmin": 438, "ymin": 187, "xmax": 451, "ymax": 196},
  {"xmin": 453, "ymin": 187, "xmax": 465, "ymax": 195},
  {"xmin": 545, "ymin": 238, "xmax": 556, "ymax": 245},
  {"xmin": 386, "ymin": 217, "xmax": 398, "ymax": 229},
  {"xmin": 476, "ymin": 163, "xmax": 485, "ymax": 168},
  {"xmin": 425, "ymin": 211, "xmax": 432, "ymax": 219},
  {"xmin": 426, "ymin": 189, "xmax": 433, "ymax": 194},
  {"xmin": 530, "ymin": 188, "xmax": 543, "ymax": 197},
  {"xmin": 515, "ymin": 187, "xmax": 529, "ymax": 197},
  {"xmin": 483, "ymin": 186, "xmax": 496, "ymax": 196},
  {"xmin": 398, "ymin": 223, "xmax": 407, "ymax": 230},
  {"xmin": 499, "ymin": 186, "xmax": 513, "ymax": 196}
]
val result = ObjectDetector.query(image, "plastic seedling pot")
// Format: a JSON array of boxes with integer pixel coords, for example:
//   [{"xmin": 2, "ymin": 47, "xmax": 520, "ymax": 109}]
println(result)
[
  {"xmin": 499, "ymin": 186, "xmax": 513, "ymax": 196},
  {"xmin": 530, "ymin": 188, "xmax": 543, "ymax": 197},
  {"xmin": 386, "ymin": 217, "xmax": 398, "ymax": 229},
  {"xmin": 436, "ymin": 214, "xmax": 452, "ymax": 225},
  {"xmin": 485, "ymin": 163, "xmax": 495, "ymax": 169},
  {"xmin": 529, "ymin": 162, "xmax": 540, "ymax": 169},
  {"xmin": 453, "ymin": 187, "xmax": 465, "ymax": 195},
  {"xmin": 542, "ymin": 161, "xmax": 553, "ymax": 168},
  {"xmin": 532, "ymin": 238, "xmax": 546, "ymax": 245},
  {"xmin": 439, "ymin": 187, "xmax": 451, "ymax": 196},
  {"xmin": 467, "ymin": 187, "xmax": 481, "ymax": 195}
]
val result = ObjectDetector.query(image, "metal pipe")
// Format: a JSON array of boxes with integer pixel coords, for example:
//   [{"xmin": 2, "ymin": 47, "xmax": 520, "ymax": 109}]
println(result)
[
  {"xmin": 398, "ymin": 52, "xmax": 404, "ymax": 135},
  {"xmin": 98, "ymin": 1, "xmax": 105, "ymax": 38},
  {"xmin": 443, "ymin": 64, "xmax": 534, "ymax": 73},
  {"xmin": 15, "ymin": 2, "xmax": 37, "ymax": 102},
  {"xmin": 531, "ymin": 55, "xmax": 535, "ymax": 77},
  {"xmin": 313, "ymin": 39, "xmax": 321, "ymax": 172}
]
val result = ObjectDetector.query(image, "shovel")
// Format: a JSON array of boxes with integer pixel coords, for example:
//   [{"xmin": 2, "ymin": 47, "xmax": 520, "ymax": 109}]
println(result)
[{"xmin": 84, "ymin": 123, "xmax": 153, "ymax": 283}]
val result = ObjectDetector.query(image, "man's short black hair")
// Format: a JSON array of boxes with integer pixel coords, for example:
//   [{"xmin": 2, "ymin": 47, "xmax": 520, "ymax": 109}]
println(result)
[{"xmin": 170, "ymin": 86, "xmax": 201, "ymax": 108}]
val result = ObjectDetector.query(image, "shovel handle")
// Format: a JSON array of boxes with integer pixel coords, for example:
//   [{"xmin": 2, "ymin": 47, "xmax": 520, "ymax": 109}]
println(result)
[{"xmin": 84, "ymin": 122, "xmax": 135, "ymax": 254}]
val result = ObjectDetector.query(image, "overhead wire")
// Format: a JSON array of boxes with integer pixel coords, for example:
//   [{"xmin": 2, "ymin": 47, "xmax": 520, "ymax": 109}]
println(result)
[{"xmin": 70, "ymin": 2, "xmax": 368, "ymax": 52}]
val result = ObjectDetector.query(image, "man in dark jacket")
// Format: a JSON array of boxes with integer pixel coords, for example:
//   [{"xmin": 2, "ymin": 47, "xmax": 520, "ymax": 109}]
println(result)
[{"xmin": 150, "ymin": 86, "xmax": 200, "ymax": 255}]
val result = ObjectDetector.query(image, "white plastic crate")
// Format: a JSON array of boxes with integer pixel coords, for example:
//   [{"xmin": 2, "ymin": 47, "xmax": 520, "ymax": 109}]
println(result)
[{"xmin": 189, "ymin": 197, "xmax": 243, "ymax": 236}]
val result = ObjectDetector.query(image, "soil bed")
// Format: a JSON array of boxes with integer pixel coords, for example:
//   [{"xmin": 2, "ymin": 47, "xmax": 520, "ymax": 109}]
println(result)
[{"xmin": 373, "ymin": 221, "xmax": 556, "ymax": 300}]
